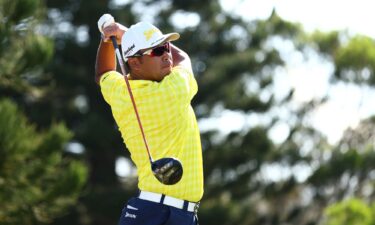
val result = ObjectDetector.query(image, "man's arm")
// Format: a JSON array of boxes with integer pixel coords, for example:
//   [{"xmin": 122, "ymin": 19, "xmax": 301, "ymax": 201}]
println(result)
[
  {"xmin": 171, "ymin": 44, "xmax": 193, "ymax": 73},
  {"xmin": 95, "ymin": 40, "xmax": 116, "ymax": 84},
  {"xmin": 95, "ymin": 22, "xmax": 127, "ymax": 84}
]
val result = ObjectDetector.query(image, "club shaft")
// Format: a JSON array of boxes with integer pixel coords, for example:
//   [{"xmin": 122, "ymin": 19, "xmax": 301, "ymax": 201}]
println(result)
[{"xmin": 110, "ymin": 36, "xmax": 153, "ymax": 163}]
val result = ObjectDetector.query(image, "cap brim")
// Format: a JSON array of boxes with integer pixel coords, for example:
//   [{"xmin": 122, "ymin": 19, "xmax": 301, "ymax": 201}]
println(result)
[
  {"xmin": 127, "ymin": 33, "xmax": 180, "ymax": 61},
  {"xmin": 164, "ymin": 33, "xmax": 180, "ymax": 42},
  {"xmin": 149, "ymin": 32, "xmax": 180, "ymax": 48}
]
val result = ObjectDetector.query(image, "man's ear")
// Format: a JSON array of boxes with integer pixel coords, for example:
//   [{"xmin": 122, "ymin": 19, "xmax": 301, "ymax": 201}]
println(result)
[{"xmin": 127, "ymin": 58, "xmax": 142, "ymax": 71}]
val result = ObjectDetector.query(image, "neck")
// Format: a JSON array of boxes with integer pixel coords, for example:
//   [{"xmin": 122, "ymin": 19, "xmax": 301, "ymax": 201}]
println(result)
[{"xmin": 129, "ymin": 72, "xmax": 142, "ymax": 80}]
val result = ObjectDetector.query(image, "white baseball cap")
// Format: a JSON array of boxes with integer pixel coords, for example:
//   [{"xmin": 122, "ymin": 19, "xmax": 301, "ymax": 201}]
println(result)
[{"xmin": 121, "ymin": 22, "xmax": 180, "ymax": 60}]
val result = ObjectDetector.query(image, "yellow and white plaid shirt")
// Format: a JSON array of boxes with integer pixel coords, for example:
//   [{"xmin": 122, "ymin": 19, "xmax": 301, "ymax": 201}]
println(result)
[{"xmin": 100, "ymin": 66, "xmax": 204, "ymax": 202}]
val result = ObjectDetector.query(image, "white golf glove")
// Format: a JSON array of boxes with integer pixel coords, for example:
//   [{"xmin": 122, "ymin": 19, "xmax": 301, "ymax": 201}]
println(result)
[{"xmin": 97, "ymin": 14, "xmax": 115, "ymax": 34}]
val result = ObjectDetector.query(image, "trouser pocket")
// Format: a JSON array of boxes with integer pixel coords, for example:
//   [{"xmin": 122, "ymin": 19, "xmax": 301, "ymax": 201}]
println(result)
[{"xmin": 118, "ymin": 197, "xmax": 169, "ymax": 225}]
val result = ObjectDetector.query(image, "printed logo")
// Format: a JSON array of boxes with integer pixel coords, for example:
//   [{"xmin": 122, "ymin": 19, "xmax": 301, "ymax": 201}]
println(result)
[
  {"xmin": 127, "ymin": 205, "xmax": 138, "ymax": 210},
  {"xmin": 101, "ymin": 74, "xmax": 110, "ymax": 82},
  {"xmin": 143, "ymin": 28, "xmax": 159, "ymax": 41},
  {"xmin": 124, "ymin": 44, "xmax": 135, "ymax": 55},
  {"xmin": 125, "ymin": 212, "xmax": 137, "ymax": 219}
]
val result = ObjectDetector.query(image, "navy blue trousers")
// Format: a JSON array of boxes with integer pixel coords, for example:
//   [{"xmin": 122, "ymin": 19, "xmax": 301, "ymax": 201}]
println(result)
[{"xmin": 118, "ymin": 197, "xmax": 198, "ymax": 225}]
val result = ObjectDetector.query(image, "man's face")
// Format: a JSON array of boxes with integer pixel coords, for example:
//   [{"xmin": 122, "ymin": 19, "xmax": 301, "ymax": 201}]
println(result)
[{"xmin": 132, "ymin": 42, "xmax": 173, "ymax": 82}]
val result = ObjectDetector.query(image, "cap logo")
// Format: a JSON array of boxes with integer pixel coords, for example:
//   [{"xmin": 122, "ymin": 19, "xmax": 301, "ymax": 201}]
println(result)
[
  {"xmin": 143, "ymin": 28, "xmax": 159, "ymax": 41},
  {"xmin": 124, "ymin": 44, "xmax": 135, "ymax": 56}
]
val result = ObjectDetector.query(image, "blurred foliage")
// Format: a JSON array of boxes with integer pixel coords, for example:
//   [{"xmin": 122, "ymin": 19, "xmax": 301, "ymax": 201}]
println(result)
[
  {"xmin": 309, "ymin": 30, "xmax": 340, "ymax": 56},
  {"xmin": 334, "ymin": 35, "xmax": 375, "ymax": 84},
  {"xmin": 339, "ymin": 116, "xmax": 375, "ymax": 152},
  {"xmin": 324, "ymin": 198, "xmax": 374, "ymax": 225},
  {"xmin": 0, "ymin": 0, "xmax": 88, "ymax": 224},
  {"xmin": 0, "ymin": 0, "xmax": 53, "ymax": 93},
  {"xmin": 1, "ymin": 0, "xmax": 375, "ymax": 224},
  {"xmin": 0, "ymin": 99, "xmax": 88, "ymax": 224}
]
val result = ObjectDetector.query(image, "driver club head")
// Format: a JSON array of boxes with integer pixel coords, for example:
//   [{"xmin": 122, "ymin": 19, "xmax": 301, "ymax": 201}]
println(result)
[{"xmin": 151, "ymin": 158, "xmax": 183, "ymax": 185}]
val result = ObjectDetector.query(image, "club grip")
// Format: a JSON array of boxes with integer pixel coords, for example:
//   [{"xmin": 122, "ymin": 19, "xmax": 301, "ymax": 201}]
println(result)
[
  {"xmin": 110, "ymin": 36, "xmax": 124, "ymax": 69},
  {"xmin": 110, "ymin": 36, "xmax": 119, "ymax": 49}
]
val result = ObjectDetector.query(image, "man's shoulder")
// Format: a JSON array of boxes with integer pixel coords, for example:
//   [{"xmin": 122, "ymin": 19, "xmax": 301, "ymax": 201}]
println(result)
[
  {"xmin": 172, "ymin": 66, "xmax": 193, "ymax": 75},
  {"xmin": 99, "ymin": 71, "xmax": 123, "ymax": 86},
  {"xmin": 164, "ymin": 66, "xmax": 194, "ymax": 83}
]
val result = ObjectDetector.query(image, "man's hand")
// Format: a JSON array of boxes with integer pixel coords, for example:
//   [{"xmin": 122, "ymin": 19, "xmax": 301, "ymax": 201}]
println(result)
[
  {"xmin": 97, "ymin": 14, "xmax": 127, "ymax": 43},
  {"xmin": 102, "ymin": 23, "xmax": 127, "ymax": 43}
]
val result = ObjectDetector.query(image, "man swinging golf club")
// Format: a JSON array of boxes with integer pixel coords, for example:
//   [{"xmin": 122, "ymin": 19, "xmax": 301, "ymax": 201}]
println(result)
[{"xmin": 95, "ymin": 14, "xmax": 204, "ymax": 225}]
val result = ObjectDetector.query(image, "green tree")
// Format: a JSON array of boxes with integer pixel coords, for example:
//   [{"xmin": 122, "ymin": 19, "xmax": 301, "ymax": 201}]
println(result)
[
  {"xmin": 0, "ymin": 0, "xmax": 53, "ymax": 98},
  {"xmin": 0, "ymin": 99, "xmax": 88, "ymax": 224},
  {"xmin": 306, "ymin": 32, "xmax": 375, "ymax": 225},
  {"xmin": 0, "ymin": 0, "xmax": 88, "ymax": 224},
  {"xmin": 324, "ymin": 198, "xmax": 374, "ymax": 225}
]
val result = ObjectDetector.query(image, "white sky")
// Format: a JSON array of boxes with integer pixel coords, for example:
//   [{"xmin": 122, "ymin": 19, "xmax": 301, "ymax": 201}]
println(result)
[
  {"xmin": 221, "ymin": 0, "xmax": 375, "ymax": 38},
  {"xmin": 213, "ymin": 0, "xmax": 375, "ymax": 144}
]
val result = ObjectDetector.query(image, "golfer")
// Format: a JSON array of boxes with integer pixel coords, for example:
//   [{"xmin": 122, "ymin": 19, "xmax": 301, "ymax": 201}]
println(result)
[{"xmin": 95, "ymin": 18, "xmax": 204, "ymax": 225}]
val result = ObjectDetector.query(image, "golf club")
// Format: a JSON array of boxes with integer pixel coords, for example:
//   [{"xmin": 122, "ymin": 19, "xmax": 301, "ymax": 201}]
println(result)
[{"xmin": 109, "ymin": 35, "xmax": 183, "ymax": 185}]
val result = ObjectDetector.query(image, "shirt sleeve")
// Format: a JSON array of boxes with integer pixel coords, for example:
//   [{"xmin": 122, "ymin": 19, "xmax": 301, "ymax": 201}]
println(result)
[
  {"xmin": 163, "ymin": 66, "xmax": 198, "ymax": 101},
  {"xmin": 99, "ymin": 71, "xmax": 124, "ymax": 105}
]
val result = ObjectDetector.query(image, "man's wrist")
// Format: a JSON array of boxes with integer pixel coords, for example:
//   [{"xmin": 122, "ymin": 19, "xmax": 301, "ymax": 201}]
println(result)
[
  {"xmin": 100, "ymin": 34, "xmax": 113, "ymax": 43},
  {"xmin": 101, "ymin": 34, "xmax": 122, "ymax": 45}
]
